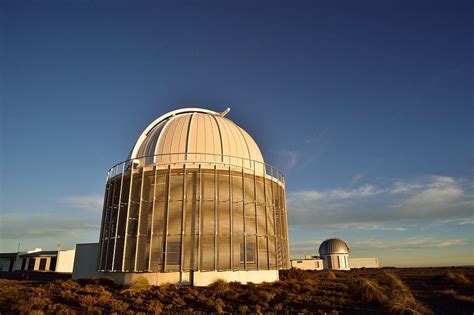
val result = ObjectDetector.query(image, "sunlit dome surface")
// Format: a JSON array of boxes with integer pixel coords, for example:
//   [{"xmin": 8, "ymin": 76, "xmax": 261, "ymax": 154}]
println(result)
[
  {"xmin": 319, "ymin": 238, "xmax": 350, "ymax": 255},
  {"xmin": 129, "ymin": 108, "xmax": 264, "ymax": 169}
]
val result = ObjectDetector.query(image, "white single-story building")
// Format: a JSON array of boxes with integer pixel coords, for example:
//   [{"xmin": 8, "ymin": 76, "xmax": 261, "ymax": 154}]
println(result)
[
  {"xmin": 291, "ymin": 255, "xmax": 324, "ymax": 270},
  {"xmin": 0, "ymin": 248, "xmax": 76, "ymax": 273}
]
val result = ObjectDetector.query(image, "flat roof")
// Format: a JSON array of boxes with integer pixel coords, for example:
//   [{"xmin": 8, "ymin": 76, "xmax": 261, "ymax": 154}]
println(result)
[
  {"xmin": 0, "ymin": 253, "xmax": 18, "ymax": 258},
  {"xmin": 18, "ymin": 251, "xmax": 58, "ymax": 258}
]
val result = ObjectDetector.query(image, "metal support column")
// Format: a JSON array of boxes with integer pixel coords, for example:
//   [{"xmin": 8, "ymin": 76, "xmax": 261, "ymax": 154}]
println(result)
[
  {"xmin": 254, "ymin": 168, "xmax": 259, "ymax": 270},
  {"xmin": 148, "ymin": 165, "xmax": 158, "ymax": 271},
  {"xmin": 229, "ymin": 166, "xmax": 233, "ymax": 270},
  {"xmin": 98, "ymin": 181, "xmax": 110, "ymax": 271},
  {"xmin": 270, "ymin": 168, "xmax": 279, "ymax": 270},
  {"xmin": 134, "ymin": 165, "xmax": 146, "ymax": 271},
  {"xmin": 112, "ymin": 165, "xmax": 125, "ymax": 271},
  {"xmin": 214, "ymin": 165, "xmax": 218, "ymax": 270},
  {"xmin": 162, "ymin": 165, "xmax": 171, "ymax": 272},
  {"xmin": 263, "ymin": 166, "xmax": 270, "ymax": 269},
  {"xmin": 242, "ymin": 167, "xmax": 247, "ymax": 270},
  {"xmin": 282, "ymin": 179, "xmax": 290, "ymax": 268},
  {"xmin": 122, "ymin": 164, "xmax": 135, "ymax": 272},
  {"xmin": 105, "ymin": 181, "xmax": 119, "ymax": 270},
  {"xmin": 197, "ymin": 164, "xmax": 202, "ymax": 271},
  {"xmin": 180, "ymin": 165, "xmax": 187, "ymax": 274}
]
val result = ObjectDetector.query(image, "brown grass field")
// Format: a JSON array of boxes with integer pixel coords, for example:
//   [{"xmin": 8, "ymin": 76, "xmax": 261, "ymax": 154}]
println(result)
[{"xmin": 0, "ymin": 267, "xmax": 472, "ymax": 314}]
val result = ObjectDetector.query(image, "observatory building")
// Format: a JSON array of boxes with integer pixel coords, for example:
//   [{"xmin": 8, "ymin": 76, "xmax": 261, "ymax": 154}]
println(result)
[
  {"xmin": 95, "ymin": 108, "xmax": 290, "ymax": 285},
  {"xmin": 319, "ymin": 238, "xmax": 350, "ymax": 270},
  {"xmin": 291, "ymin": 237, "xmax": 379, "ymax": 270}
]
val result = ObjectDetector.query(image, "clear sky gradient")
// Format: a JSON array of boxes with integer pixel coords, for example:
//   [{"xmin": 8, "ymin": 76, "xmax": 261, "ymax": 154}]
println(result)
[{"xmin": 1, "ymin": 0, "xmax": 473, "ymax": 266}]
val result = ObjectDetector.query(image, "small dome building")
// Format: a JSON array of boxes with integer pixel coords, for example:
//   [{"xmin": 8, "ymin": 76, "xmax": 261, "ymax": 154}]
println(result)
[
  {"xmin": 318, "ymin": 238, "xmax": 350, "ymax": 270},
  {"xmin": 97, "ymin": 108, "xmax": 290, "ymax": 285}
]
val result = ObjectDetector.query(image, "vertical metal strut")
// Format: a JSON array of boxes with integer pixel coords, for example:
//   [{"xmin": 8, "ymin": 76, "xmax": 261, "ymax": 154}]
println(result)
[
  {"xmin": 122, "ymin": 163, "xmax": 135, "ymax": 272},
  {"xmin": 163, "ymin": 165, "xmax": 171, "ymax": 272},
  {"xmin": 112, "ymin": 165, "xmax": 125, "ymax": 271},
  {"xmin": 148, "ymin": 165, "xmax": 157, "ymax": 271},
  {"xmin": 134, "ymin": 164, "xmax": 146, "ymax": 271}
]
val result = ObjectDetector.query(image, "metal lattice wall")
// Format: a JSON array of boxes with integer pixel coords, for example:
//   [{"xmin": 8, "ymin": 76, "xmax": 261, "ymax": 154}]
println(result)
[{"xmin": 98, "ymin": 163, "xmax": 289, "ymax": 272}]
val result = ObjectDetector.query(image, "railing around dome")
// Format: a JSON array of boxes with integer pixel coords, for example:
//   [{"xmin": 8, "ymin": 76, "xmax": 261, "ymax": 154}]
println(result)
[{"xmin": 106, "ymin": 152, "xmax": 285, "ymax": 183}]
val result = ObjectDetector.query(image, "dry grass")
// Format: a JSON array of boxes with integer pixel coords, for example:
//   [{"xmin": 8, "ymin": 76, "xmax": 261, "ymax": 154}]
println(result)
[
  {"xmin": 327, "ymin": 270, "xmax": 337, "ymax": 279},
  {"xmin": 445, "ymin": 271, "xmax": 472, "ymax": 286},
  {"xmin": 124, "ymin": 276, "xmax": 150, "ymax": 292},
  {"xmin": 0, "ymin": 268, "xmax": 472, "ymax": 314},
  {"xmin": 357, "ymin": 278, "xmax": 388, "ymax": 304},
  {"xmin": 438, "ymin": 289, "xmax": 474, "ymax": 303},
  {"xmin": 355, "ymin": 271, "xmax": 433, "ymax": 314}
]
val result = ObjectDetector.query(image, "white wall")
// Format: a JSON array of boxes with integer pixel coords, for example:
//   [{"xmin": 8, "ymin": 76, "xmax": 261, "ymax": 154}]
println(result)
[
  {"xmin": 349, "ymin": 257, "xmax": 379, "ymax": 268},
  {"xmin": 321, "ymin": 254, "xmax": 350, "ymax": 270},
  {"xmin": 72, "ymin": 243, "xmax": 103, "ymax": 279},
  {"xmin": 56, "ymin": 249, "xmax": 76, "ymax": 273},
  {"xmin": 291, "ymin": 259, "xmax": 323, "ymax": 270}
]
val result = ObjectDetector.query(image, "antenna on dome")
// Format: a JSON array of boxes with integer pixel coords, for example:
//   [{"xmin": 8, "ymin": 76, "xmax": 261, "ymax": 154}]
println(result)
[{"xmin": 220, "ymin": 107, "xmax": 231, "ymax": 117}]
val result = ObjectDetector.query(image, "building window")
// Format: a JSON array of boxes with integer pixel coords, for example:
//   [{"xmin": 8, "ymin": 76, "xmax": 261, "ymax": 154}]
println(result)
[
  {"xmin": 39, "ymin": 258, "xmax": 47, "ymax": 271},
  {"xmin": 240, "ymin": 242, "xmax": 255, "ymax": 264},
  {"xmin": 27, "ymin": 258, "xmax": 35, "ymax": 271},
  {"xmin": 296, "ymin": 260, "xmax": 302, "ymax": 263},
  {"xmin": 49, "ymin": 257, "xmax": 57, "ymax": 271},
  {"xmin": 337, "ymin": 256, "xmax": 341, "ymax": 269},
  {"xmin": 21, "ymin": 258, "xmax": 27, "ymax": 270}
]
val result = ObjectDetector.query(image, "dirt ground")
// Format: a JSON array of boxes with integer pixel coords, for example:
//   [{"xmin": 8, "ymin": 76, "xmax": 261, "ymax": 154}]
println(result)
[{"xmin": 0, "ymin": 267, "xmax": 472, "ymax": 314}]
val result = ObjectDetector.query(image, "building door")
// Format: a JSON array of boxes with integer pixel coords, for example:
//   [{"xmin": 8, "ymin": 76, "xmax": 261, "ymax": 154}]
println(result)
[
  {"xmin": 8, "ymin": 259, "xmax": 14, "ymax": 272},
  {"xmin": 49, "ymin": 257, "xmax": 57, "ymax": 271},
  {"xmin": 39, "ymin": 258, "xmax": 47, "ymax": 271}
]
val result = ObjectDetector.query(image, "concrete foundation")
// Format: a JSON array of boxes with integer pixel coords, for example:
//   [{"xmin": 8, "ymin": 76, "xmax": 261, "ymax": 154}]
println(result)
[
  {"xmin": 105, "ymin": 269, "xmax": 279, "ymax": 286},
  {"xmin": 73, "ymin": 242, "xmax": 279, "ymax": 286}
]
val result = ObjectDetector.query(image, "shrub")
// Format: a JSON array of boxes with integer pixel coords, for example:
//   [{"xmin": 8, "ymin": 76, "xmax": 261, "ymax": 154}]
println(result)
[
  {"xmin": 215, "ymin": 298, "xmax": 225, "ymax": 313},
  {"xmin": 273, "ymin": 303, "xmax": 283, "ymax": 311},
  {"xmin": 58, "ymin": 280, "xmax": 80, "ymax": 290},
  {"xmin": 209, "ymin": 279, "xmax": 229, "ymax": 295},
  {"xmin": 239, "ymin": 304, "xmax": 250, "ymax": 313},
  {"xmin": 107, "ymin": 299, "xmax": 129, "ymax": 312},
  {"xmin": 146, "ymin": 300, "xmax": 164, "ymax": 313}
]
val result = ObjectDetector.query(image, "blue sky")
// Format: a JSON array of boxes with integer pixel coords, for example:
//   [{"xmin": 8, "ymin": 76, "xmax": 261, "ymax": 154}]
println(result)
[{"xmin": 1, "ymin": 0, "xmax": 472, "ymax": 266}]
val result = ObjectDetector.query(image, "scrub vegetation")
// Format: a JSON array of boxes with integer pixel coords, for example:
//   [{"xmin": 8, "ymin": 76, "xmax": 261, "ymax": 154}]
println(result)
[{"xmin": 0, "ymin": 268, "xmax": 472, "ymax": 314}]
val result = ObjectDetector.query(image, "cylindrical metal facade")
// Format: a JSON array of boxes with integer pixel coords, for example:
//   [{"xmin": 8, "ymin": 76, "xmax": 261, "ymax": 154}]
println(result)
[{"xmin": 98, "ymin": 154, "xmax": 290, "ymax": 273}]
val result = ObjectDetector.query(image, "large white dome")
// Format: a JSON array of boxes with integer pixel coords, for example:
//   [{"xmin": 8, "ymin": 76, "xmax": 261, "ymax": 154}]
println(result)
[{"xmin": 129, "ymin": 108, "xmax": 264, "ymax": 172}]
